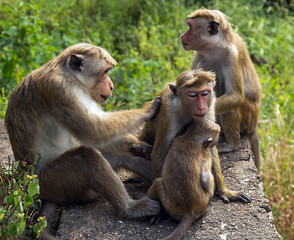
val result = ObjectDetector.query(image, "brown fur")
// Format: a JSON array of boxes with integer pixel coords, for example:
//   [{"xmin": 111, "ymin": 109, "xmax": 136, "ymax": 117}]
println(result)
[
  {"xmin": 147, "ymin": 118, "xmax": 219, "ymax": 240},
  {"xmin": 5, "ymin": 43, "xmax": 161, "ymax": 238},
  {"xmin": 140, "ymin": 69, "xmax": 252, "ymax": 204},
  {"xmin": 181, "ymin": 8, "xmax": 262, "ymax": 170}
]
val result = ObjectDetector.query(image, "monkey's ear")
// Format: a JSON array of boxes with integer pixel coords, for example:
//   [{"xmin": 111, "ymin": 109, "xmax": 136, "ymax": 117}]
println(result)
[
  {"xmin": 208, "ymin": 20, "xmax": 219, "ymax": 35},
  {"xmin": 69, "ymin": 54, "xmax": 84, "ymax": 72},
  {"xmin": 168, "ymin": 83, "xmax": 177, "ymax": 96},
  {"xmin": 203, "ymin": 137, "xmax": 214, "ymax": 149}
]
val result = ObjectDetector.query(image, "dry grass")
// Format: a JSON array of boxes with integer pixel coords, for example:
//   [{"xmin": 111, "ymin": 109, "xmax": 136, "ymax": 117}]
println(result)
[{"xmin": 260, "ymin": 105, "xmax": 294, "ymax": 240}]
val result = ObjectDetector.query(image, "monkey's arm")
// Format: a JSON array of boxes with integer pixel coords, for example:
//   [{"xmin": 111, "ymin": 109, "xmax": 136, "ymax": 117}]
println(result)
[
  {"xmin": 151, "ymin": 136, "xmax": 171, "ymax": 179},
  {"xmin": 211, "ymin": 146, "xmax": 252, "ymax": 203},
  {"xmin": 50, "ymin": 95, "xmax": 161, "ymax": 148},
  {"xmin": 123, "ymin": 134, "xmax": 153, "ymax": 160},
  {"xmin": 193, "ymin": 53, "xmax": 244, "ymax": 115},
  {"xmin": 214, "ymin": 59, "xmax": 244, "ymax": 114}
]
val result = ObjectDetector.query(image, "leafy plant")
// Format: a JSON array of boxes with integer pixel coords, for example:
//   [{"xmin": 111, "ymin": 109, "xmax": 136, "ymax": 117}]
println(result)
[
  {"xmin": 0, "ymin": 88, "xmax": 7, "ymax": 119},
  {"xmin": 0, "ymin": 156, "xmax": 46, "ymax": 239}
]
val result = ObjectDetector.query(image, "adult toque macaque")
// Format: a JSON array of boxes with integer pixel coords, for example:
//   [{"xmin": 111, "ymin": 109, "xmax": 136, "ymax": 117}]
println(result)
[
  {"xmin": 139, "ymin": 69, "xmax": 252, "ymax": 204},
  {"xmin": 181, "ymin": 8, "xmax": 262, "ymax": 170},
  {"xmin": 5, "ymin": 43, "xmax": 162, "ymax": 239}
]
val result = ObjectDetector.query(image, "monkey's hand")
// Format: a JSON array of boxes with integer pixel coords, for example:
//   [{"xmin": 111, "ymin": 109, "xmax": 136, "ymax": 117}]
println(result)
[
  {"xmin": 219, "ymin": 189, "xmax": 252, "ymax": 203},
  {"xmin": 130, "ymin": 141, "xmax": 153, "ymax": 160},
  {"xmin": 144, "ymin": 96, "xmax": 162, "ymax": 120}
]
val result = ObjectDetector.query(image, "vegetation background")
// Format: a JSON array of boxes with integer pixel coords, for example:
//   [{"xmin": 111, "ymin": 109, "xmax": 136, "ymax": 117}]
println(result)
[{"xmin": 0, "ymin": 0, "xmax": 293, "ymax": 239}]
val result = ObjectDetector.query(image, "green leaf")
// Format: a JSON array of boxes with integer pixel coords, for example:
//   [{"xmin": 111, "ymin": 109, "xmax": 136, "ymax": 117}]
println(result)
[
  {"xmin": 4, "ymin": 194, "xmax": 15, "ymax": 206},
  {"xmin": 28, "ymin": 179, "xmax": 40, "ymax": 196},
  {"xmin": 24, "ymin": 195, "xmax": 33, "ymax": 206},
  {"xmin": 17, "ymin": 220, "xmax": 26, "ymax": 236},
  {"xmin": 8, "ymin": 223, "xmax": 18, "ymax": 236}
]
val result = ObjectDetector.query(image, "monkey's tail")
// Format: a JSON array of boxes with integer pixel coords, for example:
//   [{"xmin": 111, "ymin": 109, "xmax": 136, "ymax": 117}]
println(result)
[
  {"xmin": 163, "ymin": 213, "xmax": 194, "ymax": 240},
  {"xmin": 248, "ymin": 127, "xmax": 260, "ymax": 171}
]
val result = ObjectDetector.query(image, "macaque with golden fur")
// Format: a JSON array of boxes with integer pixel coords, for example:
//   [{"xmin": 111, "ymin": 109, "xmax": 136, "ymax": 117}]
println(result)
[
  {"xmin": 5, "ymin": 43, "xmax": 161, "ymax": 238},
  {"xmin": 139, "ymin": 69, "xmax": 252, "ymax": 203},
  {"xmin": 181, "ymin": 8, "xmax": 262, "ymax": 170},
  {"xmin": 147, "ymin": 118, "xmax": 219, "ymax": 240}
]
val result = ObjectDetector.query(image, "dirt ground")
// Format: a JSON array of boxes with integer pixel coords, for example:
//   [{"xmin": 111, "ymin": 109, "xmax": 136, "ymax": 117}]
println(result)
[{"xmin": 0, "ymin": 120, "xmax": 282, "ymax": 240}]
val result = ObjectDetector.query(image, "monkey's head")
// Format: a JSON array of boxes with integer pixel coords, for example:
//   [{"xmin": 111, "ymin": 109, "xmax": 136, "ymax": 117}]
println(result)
[
  {"xmin": 169, "ymin": 69, "xmax": 216, "ymax": 120},
  {"xmin": 181, "ymin": 8, "xmax": 233, "ymax": 52},
  {"xmin": 63, "ymin": 43, "xmax": 117, "ymax": 103},
  {"xmin": 201, "ymin": 124, "xmax": 220, "ymax": 149}
]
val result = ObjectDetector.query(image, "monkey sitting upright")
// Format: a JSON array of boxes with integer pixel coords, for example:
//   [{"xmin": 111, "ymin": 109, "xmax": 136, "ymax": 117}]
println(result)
[
  {"xmin": 5, "ymin": 43, "xmax": 161, "ymax": 238},
  {"xmin": 140, "ymin": 69, "xmax": 252, "ymax": 204},
  {"xmin": 148, "ymin": 117, "xmax": 220, "ymax": 240},
  {"xmin": 181, "ymin": 8, "xmax": 262, "ymax": 170}
]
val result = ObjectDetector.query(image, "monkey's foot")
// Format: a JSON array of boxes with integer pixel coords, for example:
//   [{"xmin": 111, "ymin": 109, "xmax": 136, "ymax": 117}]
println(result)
[
  {"xmin": 219, "ymin": 190, "xmax": 252, "ymax": 203},
  {"xmin": 146, "ymin": 206, "xmax": 168, "ymax": 225},
  {"xmin": 216, "ymin": 142, "xmax": 240, "ymax": 153},
  {"xmin": 125, "ymin": 197, "xmax": 161, "ymax": 219}
]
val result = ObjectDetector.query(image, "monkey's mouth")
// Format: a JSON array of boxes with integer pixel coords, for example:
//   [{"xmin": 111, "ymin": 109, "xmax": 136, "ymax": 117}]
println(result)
[
  {"xmin": 100, "ymin": 95, "xmax": 108, "ymax": 101},
  {"xmin": 194, "ymin": 114, "xmax": 206, "ymax": 119}
]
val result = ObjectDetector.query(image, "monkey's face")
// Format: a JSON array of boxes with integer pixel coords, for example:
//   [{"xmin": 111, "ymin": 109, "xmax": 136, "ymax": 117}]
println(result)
[
  {"xmin": 67, "ymin": 47, "xmax": 116, "ymax": 104},
  {"xmin": 181, "ymin": 19, "xmax": 198, "ymax": 50},
  {"xmin": 181, "ymin": 18, "xmax": 220, "ymax": 52},
  {"xmin": 90, "ymin": 65, "xmax": 114, "ymax": 103},
  {"xmin": 181, "ymin": 87, "xmax": 212, "ymax": 120}
]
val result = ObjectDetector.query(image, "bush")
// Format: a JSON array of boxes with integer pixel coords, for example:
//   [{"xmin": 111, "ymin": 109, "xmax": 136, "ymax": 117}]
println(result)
[{"xmin": 0, "ymin": 156, "xmax": 46, "ymax": 239}]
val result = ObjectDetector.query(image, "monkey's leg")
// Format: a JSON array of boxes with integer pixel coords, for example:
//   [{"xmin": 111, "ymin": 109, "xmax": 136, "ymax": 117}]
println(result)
[
  {"xmin": 217, "ymin": 111, "xmax": 241, "ymax": 153},
  {"xmin": 211, "ymin": 146, "xmax": 252, "ymax": 203},
  {"xmin": 147, "ymin": 178, "xmax": 168, "ymax": 224},
  {"xmin": 38, "ymin": 146, "xmax": 160, "ymax": 219},
  {"xmin": 147, "ymin": 178, "xmax": 164, "ymax": 200},
  {"xmin": 103, "ymin": 151, "xmax": 154, "ymax": 185}
]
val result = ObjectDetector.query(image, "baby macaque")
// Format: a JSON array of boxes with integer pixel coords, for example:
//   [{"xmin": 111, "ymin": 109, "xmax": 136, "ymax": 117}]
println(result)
[{"xmin": 148, "ymin": 118, "xmax": 220, "ymax": 240}]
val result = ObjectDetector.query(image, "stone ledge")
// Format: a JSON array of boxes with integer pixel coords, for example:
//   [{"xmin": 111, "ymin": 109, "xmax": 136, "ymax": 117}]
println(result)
[
  {"xmin": 0, "ymin": 120, "xmax": 282, "ymax": 240},
  {"xmin": 57, "ymin": 142, "xmax": 281, "ymax": 240}
]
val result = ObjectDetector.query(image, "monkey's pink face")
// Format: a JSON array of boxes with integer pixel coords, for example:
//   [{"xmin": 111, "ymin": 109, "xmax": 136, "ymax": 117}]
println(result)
[
  {"xmin": 91, "ymin": 67, "xmax": 114, "ymax": 103},
  {"xmin": 181, "ymin": 18, "xmax": 212, "ymax": 51},
  {"xmin": 183, "ymin": 88, "xmax": 212, "ymax": 120},
  {"xmin": 181, "ymin": 19, "xmax": 193, "ymax": 50},
  {"xmin": 181, "ymin": 19, "xmax": 200, "ymax": 51}
]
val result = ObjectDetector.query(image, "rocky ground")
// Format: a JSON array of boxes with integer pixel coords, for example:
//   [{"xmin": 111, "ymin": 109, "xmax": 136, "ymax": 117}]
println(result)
[{"xmin": 0, "ymin": 120, "xmax": 282, "ymax": 240}]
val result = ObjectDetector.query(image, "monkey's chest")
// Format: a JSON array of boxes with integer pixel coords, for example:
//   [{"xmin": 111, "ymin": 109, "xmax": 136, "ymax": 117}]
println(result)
[{"xmin": 34, "ymin": 116, "xmax": 76, "ymax": 168}]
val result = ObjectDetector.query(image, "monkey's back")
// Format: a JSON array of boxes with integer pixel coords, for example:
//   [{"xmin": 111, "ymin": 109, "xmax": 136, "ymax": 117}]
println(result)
[
  {"xmin": 5, "ymin": 72, "xmax": 44, "ymax": 164},
  {"xmin": 4, "ymin": 63, "xmax": 78, "ymax": 165},
  {"xmin": 161, "ymin": 137, "xmax": 211, "ymax": 217}
]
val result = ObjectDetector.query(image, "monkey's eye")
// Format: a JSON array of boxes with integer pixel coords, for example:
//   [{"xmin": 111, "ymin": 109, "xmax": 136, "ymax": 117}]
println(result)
[
  {"xmin": 188, "ymin": 92, "xmax": 198, "ymax": 97},
  {"xmin": 201, "ymin": 90, "xmax": 209, "ymax": 96}
]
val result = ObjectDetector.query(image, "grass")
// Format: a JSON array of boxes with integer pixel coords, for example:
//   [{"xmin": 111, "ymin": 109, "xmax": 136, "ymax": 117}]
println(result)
[{"xmin": 259, "ymin": 108, "xmax": 294, "ymax": 239}]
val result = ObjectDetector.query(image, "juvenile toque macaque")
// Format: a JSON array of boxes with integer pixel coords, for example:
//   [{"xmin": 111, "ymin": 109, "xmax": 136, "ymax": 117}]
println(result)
[
  {"xmin": 181, "ymin": 8, "xmax": 262, "ymax": 170},
  {"xmin": 147, "ymin": 118, "xmax": 220, "ymax": 240},
  {"xmin": 5, "ymin": 43, "xmax": 161, "ymax": 238},
  {"xmin": 139, "ymin": 69, "xmax": 252, "ymax": 203}
]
